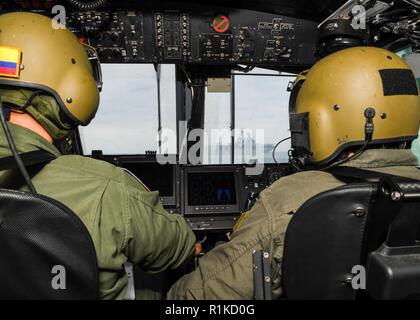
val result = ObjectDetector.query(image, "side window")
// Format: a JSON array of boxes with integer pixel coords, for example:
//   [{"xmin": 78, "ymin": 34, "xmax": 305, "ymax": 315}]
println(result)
[
  {"xmin": 233, "ymin": 69, "xmax": 294, "ymax": 164},
  {"xmin": 398, "ymin": 48, "xmax": 420, "ymax": 162},
  {"xmin": 202, "ymin": 68, "xmax": 294, "ymax": 165},
  {"xmin": 79, "ymin": 64, "xmax": 177, "ymax": 155}
]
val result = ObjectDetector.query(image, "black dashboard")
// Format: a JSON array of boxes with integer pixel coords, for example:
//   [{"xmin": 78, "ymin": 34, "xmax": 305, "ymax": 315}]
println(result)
[{"xmin": 95, "ymin": 154, "xmax": 293, "ymax": 231}]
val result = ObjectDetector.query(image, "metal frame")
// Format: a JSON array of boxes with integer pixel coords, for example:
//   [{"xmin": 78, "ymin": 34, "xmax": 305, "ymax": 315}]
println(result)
[{"xmin": 253, "ymin": 250, "xmax": 272, "ymax": 300}]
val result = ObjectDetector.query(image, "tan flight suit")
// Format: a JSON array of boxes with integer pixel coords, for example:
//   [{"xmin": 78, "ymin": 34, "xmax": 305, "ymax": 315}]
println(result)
[
  {"xmin": 0, "ymin": 123, "xmax": 197, "ymax": 300},
  {"xmin": 167, "ymin": 149, "xmax": 420, "ymax": 300}
]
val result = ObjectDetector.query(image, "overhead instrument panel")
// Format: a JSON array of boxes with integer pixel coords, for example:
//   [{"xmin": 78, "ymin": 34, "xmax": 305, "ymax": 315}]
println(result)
[
  {"xmin": 68, "ymin": 10, "xmax": 146, "ymax": 63},
  {"xmin": 61, "ymin": 7, "xmax": 318, "ymax": 67},
  {"xmin": 153, "ymin": 12, "xmax": 191, "ymax": 61}
]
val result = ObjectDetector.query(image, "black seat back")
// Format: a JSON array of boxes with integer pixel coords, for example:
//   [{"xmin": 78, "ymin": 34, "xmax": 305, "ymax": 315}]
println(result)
[
  {"xmin": 282, "ymin": 183, "xmax": 376, "ymax": 300},
  {"xmin": 283, "ymin": 175, "xmax": 420, "ymax": 300},
  {"xmin": 366, "ymin": 177, "xmax": 420, "ymax": 300},
  {"xmin": 0, "ymin": 189, "xmax": 99, "ymax": 300}
]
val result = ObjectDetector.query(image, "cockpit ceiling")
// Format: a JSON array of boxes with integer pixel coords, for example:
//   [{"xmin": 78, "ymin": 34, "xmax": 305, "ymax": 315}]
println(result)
[
  {"xmin": 170, "ymin": 0, "xmax": 346, "ymax": 21},
  {"xmin": 3, "ymin": 1, "xmax": 414, "ymax": 22},
  {"xmin": 107, "ymin": 0, "xmax": 347, "ymax": 21}
]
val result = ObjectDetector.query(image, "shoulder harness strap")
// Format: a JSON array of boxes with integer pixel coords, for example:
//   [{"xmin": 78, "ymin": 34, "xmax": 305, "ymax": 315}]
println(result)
[
  {"xmin": 0, "ymin": 150, "xmax": 57, "ymax": 172},
  {"xmin": 327, "ymin": 166, "xmax": 420, "ymax": 184}
]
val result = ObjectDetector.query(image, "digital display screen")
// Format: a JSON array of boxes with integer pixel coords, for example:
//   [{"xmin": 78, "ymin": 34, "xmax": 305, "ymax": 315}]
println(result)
[
  {"xmin": 122, "ymin": 163, "xmax": 174, "ymax": 197},
  {"xmin": 188, "ymin": 172, "xmax": 237, "ymax": 206}
]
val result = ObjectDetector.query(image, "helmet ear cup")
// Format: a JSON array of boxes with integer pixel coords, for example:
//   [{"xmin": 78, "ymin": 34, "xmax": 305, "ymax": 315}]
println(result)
[
  {"xmin": 289, "ymin": 79, "xmax": 305, "ymax": 115},
  {"xmin": 84, "ymin": 45, "xmax": 103, "ymax": 93}
]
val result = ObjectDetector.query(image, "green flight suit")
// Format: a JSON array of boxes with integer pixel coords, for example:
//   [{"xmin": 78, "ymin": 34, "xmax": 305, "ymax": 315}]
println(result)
[
  {"xmin": 167, "ymin": 149, "xmax": 420, "ymax": 300},
  {"xmin": 0, "ymin": 123, "xmax": 197, "ymax": 300}
]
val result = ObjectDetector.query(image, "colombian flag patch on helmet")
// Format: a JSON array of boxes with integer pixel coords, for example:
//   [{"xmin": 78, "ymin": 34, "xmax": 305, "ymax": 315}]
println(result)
[{"xmin": 0, "ymin": 46, "xmax": 21, "ymax": 79}]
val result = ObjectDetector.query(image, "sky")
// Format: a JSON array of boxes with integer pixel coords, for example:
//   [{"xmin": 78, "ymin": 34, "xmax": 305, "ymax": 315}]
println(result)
[
  {"xmin": 79, "ymin": 64, "xmax": 177, "ymax": 155},
  {"xmin": 79, "ymin": 64, "xmax": 294, "ymax": 164}
]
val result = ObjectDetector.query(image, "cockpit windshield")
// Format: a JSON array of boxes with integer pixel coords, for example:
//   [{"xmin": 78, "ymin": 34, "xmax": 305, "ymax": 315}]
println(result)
[
  {"xmin": 79, "ymin": 64, "xmax": 177, "ymax": 155},
  {"xmin": 80, "ymin": 65, "xmax": 294, "ymax": 165}
]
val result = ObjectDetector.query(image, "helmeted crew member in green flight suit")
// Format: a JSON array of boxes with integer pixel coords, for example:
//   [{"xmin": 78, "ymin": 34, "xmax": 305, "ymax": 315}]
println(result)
[
  {"xmin": 167, "ymin": 46, "xmax": 420, "ymax": 300},
  {"xmin": 0, "ymin": 12, "xmax": 198, "ymax": 300}
]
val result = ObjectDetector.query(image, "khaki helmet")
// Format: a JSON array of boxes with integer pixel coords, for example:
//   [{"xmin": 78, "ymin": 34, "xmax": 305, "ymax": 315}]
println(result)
[
  {"xmin": 0, "ymin": 12, "xmax": 101, "ymax": 126},
  {"xmin": 289, "ymin": 46, "xmax": 420, "ymax": 165}
]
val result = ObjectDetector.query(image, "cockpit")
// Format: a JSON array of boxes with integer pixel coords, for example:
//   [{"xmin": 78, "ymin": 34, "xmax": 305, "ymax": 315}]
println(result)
[{"xmin": 0, "ymin": 0, "xmax": 419, "ymax": 302}]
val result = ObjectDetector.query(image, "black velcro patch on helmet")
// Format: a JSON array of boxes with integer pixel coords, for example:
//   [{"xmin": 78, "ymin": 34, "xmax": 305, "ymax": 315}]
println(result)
[{"xmin": 379, "ymin": 69, "xmax": 419, "ymax": 96}]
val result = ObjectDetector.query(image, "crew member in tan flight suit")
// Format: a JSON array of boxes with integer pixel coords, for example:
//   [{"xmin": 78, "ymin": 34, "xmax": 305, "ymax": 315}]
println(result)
[{"xmin": 168, "ymin": 46, "xmax": 420, "ymax": 299}]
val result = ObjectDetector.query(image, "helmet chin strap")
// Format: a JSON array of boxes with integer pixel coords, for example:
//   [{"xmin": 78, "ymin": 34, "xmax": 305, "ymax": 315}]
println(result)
[{"xmin": 9, "ymin": 111, "xmax": 53, "ymax": 144}]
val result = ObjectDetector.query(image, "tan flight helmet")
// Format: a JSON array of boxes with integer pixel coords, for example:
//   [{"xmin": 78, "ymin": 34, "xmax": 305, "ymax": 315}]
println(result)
[
  {"xmin": 0, "ymin": 12, "xmax": 101, "ymax": 126},
  {"xmin": 289, "ymin": 46, "xmax": 420, "ymax": 165}
]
